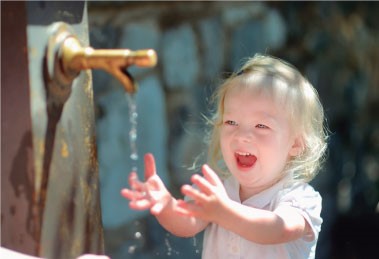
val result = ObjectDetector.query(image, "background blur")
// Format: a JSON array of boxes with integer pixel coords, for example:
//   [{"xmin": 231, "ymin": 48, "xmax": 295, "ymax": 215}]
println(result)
[{"xmin": 87, "ymin": 2, "xmax": 379, "ymax": 259}]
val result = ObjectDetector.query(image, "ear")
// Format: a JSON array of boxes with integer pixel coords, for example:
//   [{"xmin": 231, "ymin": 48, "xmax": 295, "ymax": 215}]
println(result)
[{"xmin": 289, "ymin": 134, "xmax": 304, "ymax": 157}]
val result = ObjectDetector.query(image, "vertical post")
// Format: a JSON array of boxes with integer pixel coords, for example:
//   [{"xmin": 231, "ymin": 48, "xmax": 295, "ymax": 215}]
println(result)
[
  {"xmin": 26, "ymin": 2, "xmax": 105, "ymax": 258},
  {"xmin": 1, "ymin": 2, "xmax": 105, "ymax": 258},
  {"xmin": 1, "ymin": 1, "xmax": 39, "ymax": 256}
]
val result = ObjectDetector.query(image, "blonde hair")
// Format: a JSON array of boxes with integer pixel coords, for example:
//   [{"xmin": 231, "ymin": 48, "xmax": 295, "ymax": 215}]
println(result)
[{"xmin": 206, "ymin": 54, "xmax": 328, "ymax": 182}]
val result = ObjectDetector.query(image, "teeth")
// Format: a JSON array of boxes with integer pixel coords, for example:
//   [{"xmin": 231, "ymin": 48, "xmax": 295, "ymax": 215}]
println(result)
[{"xmin": 236, "ymin": 151, "xmax": 252, "ymax": 156}]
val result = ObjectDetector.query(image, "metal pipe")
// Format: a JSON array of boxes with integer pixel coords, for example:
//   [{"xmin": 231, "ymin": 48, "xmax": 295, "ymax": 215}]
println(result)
[{"xmin": 59, "ymin": 36, "xmax": 157, "ymax": 93}]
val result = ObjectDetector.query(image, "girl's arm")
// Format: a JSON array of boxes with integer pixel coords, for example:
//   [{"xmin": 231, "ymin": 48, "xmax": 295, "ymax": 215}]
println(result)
[
  {"xmin": 213, "ymin": 199, "xmax": 309, "ymax": 244},
  {"xmin": 121, "ymin": 153, "xmax": 208, "ymax": 237},
  {"xmin": 178, "ymin": 164, "xmax": 310, "ymax": 244}
]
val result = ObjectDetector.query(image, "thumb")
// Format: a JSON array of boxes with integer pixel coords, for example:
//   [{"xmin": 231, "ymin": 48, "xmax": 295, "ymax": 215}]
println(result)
[{"xmin": 144, "ymin": 153, "xmax": 156, "ymax": 179}]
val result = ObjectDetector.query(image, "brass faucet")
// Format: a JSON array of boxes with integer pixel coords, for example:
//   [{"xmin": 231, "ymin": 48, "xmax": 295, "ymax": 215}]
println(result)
[{"xmin": 59, "ymin": 36, "xmax": 157, "ymax": 93}]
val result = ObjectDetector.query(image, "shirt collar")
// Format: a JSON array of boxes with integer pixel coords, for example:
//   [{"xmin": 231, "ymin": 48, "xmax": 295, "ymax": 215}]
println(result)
[{"xmin": 224, "ymin": 174, "xmax": 292, "ymax": 209}]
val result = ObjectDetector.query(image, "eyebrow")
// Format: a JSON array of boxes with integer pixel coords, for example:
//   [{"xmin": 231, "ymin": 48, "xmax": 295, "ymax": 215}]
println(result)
[{"xmin": 223, "ymin": 110, "xmax": 280, "ymax": 124}]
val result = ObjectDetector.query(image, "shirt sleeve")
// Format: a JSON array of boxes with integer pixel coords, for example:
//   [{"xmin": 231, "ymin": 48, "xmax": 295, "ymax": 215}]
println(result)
[{"xmin": 275, "ymin": 183, "xmax": 323, "ymax": 242}]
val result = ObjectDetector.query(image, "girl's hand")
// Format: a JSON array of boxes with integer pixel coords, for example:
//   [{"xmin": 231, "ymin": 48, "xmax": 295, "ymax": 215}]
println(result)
[
  {"xmin": 121, "ymin": 153, "xmax": 172, "ymax": 215},
  {"xmin": 177, "ymin": 164, "xmax": 230, "ymax": 223}
]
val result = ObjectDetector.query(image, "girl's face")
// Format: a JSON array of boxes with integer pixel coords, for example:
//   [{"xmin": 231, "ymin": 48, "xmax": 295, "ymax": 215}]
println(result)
[{"xmin": 220, "ymin": 84, "xmax": 302, "ymax": 199}]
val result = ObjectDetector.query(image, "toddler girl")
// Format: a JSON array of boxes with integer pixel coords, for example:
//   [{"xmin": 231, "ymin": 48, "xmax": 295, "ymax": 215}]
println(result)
[{"xmin": 121, "ymin": 54, "xmax": 328, "ymax": 259}]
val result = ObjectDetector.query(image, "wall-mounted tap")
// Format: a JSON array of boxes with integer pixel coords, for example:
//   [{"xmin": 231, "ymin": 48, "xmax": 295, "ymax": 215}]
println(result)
[
  {"xmin": 45, "ymin": 22, "xmax": 157, "ymax": 101},
  {"xmin": 60, "ymin": 36, "xmax": 157, "ymax": 93}
]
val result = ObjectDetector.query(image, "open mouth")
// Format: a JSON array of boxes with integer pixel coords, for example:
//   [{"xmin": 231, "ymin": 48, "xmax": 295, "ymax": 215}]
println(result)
[{"xmin": 235, "ymin": 151, "xmax": 257, "ymax": 168}]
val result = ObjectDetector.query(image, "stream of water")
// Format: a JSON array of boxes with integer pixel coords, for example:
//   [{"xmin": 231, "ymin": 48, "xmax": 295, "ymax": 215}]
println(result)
[
  {"xmin": 125, "ymin": 93, "xmax": 201, "ymax": 257},
  {"xmin": 126, "ymin": 93, "xmax": 138, "ymax": 173}
]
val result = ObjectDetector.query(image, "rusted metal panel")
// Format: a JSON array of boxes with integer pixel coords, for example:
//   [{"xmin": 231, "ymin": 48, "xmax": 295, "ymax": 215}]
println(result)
[
  {"xmin": 1, "ymin": 1, "xmax": 38, "ymax": 256},
  {"xmin": 1, "ymin": 2, "xmax": 104, "ymax": 258}
]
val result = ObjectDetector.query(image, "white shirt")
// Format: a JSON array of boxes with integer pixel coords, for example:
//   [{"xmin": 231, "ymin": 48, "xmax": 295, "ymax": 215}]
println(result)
[{"xmin": 202, "ymin": 175, "xmax": 322, "ymax": 259}]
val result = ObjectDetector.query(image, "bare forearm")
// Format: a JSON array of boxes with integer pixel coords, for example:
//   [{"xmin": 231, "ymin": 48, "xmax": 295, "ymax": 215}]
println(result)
[
  {"xmin": 155, "ymin": 197, "xmax": 208, "ymax": 237},
  {"xmin": 216, "ymin": 201, "xmax": 305, "ymax": 244}
]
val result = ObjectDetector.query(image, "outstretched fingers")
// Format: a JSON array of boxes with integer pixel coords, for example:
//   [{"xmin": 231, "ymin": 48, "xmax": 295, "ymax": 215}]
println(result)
[
  {"xmin": 181, "ymin": 184, "xmax": 209, "ymax": 204},
  {"xmin": 144, "ymin": 153, "xmax": 156, "ymax": 179},
  {"xmin": 128, "ymin": 172, "xmax": 143, "ymax": 191},
  {"xmin": 120, "ymin": 153, "xmax": 166, "ymax": 213},
  {"xmin": 201, "ymin": 164, "xmax": 223, "ymax": 187},
  {"xmin": 129, "ymin": 198, "xmax": 154, "ymax": 211},
  {"xmin": 190, "ymin": 173, "xmax": 216, "ymax": 196},
  {"xmin": 146, "ymin": 175, "xmax": 172, "ymax": 215},
  {"xmin": 124, "ymin": 173, "xmax": 172, "ymax": 215},
  {"xmin": 120, "ymin": 188, "xmax": 133, "ymax": 200},
  {"xmin": 121, "ymin": 172, "xmax": 142, "ymax": 200}
]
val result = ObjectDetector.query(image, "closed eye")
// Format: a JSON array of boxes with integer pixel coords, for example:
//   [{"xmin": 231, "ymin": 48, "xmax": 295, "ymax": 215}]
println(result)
[{"xmin": 225, "ymin": 120, "xmax": 238, "ymax": 126}]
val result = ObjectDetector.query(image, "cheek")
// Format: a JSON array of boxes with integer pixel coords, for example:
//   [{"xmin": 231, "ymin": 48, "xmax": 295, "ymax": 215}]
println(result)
[
  {"xmin": 219, "ymin": 127, "xmax": 228, "ymax": 145},
  {"xmin": 268, "ymin": 139, "xmax": 293, "ymax": 164},
  {"xmin": 260, "ymin": 136, "xmax": 288, "ymax": 159},
  {"xmin": 219, "ymin": 134, "xmax": 228, "ymax": 154},
  {"xmin": 219, "ymin": 130, "xmax": 232, "ymax": 156}
]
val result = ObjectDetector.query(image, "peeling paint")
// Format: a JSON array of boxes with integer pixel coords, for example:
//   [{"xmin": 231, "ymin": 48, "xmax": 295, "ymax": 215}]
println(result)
[{"xmin": 61, "ymin": 140, "xmax": 69, "ymax": 158}]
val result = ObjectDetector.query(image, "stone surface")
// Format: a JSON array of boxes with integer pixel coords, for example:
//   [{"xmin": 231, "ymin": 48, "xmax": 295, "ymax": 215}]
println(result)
[
  {"xmin": 162, "ymin": 24, "xmax": 199, "ymax": 89},
  {"xmin": 198, "ymin": 17, "xmax": 225, "ymax": 81},
  {"xmin": 230, "ymin": 18, "xmax": 266, "ymax": 70},
  {"xmin": 119, "ymin": 20, "xmax": 161, "ymax": 77}
]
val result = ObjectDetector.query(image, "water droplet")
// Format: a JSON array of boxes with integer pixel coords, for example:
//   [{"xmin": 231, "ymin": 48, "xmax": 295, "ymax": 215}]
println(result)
[
  {"xmin": 129, "ymin": 130, "xmax": 137, "ymax": 141},
  {"xmin": 134, "ymin": 231, "xmax": 142, "ymax": 239},
  {"xmin": 128, "ymin": 245, "xmax": 136, "ymax": 254},
  {"xmin": 130, "ymin": 153, "xmax": 138, "ymax": 161},
  {"xmin": 131, "ymin": 111, "xmax": 138, "ymax": 120}
]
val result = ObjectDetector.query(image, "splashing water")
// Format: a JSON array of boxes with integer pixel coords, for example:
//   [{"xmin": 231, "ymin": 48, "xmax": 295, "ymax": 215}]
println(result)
[
  {"xmin": 126, "ymin": 94, "xmax": 138, "ymax": 173},
  {"xmin": 193, "ymin": 237, "xmax": 200, "ymax": 254},
  {"xmin": 134, "ymin": 231, "xmax": 142, "ymax": 239},
  {"xmin": 128, "ymin": 245, "xmax": 137, "ymax": 254},
  {"xmin": 164, "ymin": 233, "xmax": 180, "ymax": 256},
  {"xmin": 165, "ymin": 235, "xmax": 173, "ymax": 256}
]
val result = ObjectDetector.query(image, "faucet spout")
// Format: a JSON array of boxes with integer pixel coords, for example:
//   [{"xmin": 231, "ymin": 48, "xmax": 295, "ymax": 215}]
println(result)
[{"xmin": 59, "ymin": 36, "xmax": 157, "ymax": 93}]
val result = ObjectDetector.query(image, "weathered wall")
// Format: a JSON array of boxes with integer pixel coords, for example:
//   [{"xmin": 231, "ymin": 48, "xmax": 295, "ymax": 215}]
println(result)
[{"xmin": 88, "ymin": 2, "xmax": 379, "ymax": 259}]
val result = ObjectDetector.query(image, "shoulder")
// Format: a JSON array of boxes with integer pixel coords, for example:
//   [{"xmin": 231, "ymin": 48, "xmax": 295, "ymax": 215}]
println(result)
[
  {"xmin": 274, "ymin": 181, "xmax": 323, "ymax": 241},
  {"xmin": 273, "ymin": 181, "xmax": 322, "ymax": 214},
  {"xmin": 279, "ymin": 182, "xmax": 321, "ymax": 206}
]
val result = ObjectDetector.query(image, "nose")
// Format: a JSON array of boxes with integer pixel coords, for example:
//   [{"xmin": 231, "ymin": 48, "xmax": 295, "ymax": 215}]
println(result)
[{"xmin": 234, "ymin": 126, "xmax": 253, "ymax": 143}]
